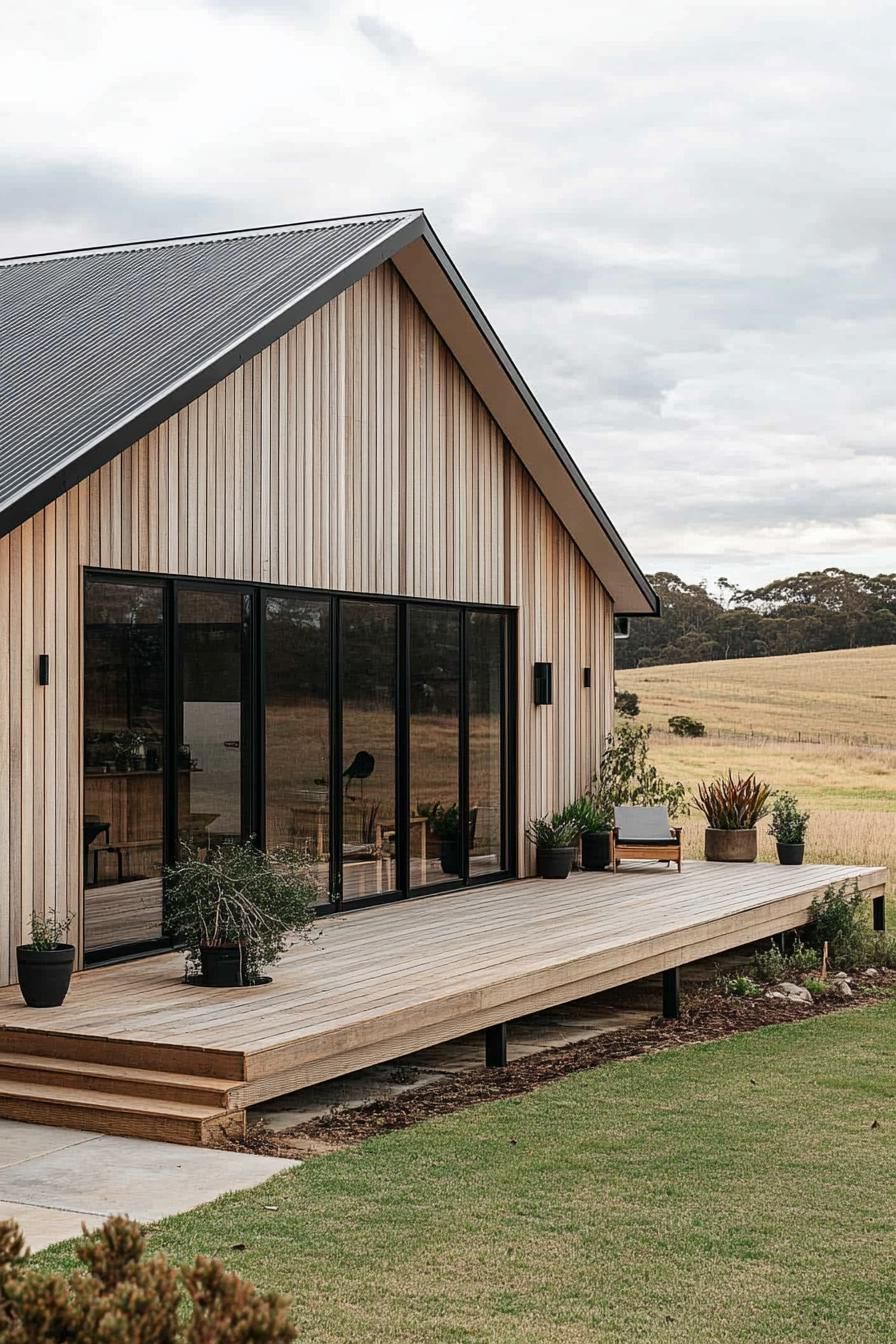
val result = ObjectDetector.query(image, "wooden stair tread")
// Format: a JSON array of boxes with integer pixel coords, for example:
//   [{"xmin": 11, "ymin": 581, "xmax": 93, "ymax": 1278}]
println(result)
[
  {"xmin": 0, "ymin": 1079, "xmax": 226, "ymax": 1120},
  {"xmin": 0, "ymin": 1050, "xmax": 232, "ymax": 1096}
]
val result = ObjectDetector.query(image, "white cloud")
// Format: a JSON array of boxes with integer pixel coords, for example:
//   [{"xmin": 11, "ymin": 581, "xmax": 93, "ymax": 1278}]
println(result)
[{"xmin": 2, "ymin": 0, "xmax": 896, "ymax": 584}]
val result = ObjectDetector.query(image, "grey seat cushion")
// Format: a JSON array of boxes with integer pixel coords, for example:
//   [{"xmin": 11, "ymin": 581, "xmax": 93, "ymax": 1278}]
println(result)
[{"xmin": 614, "ymin": 805, "xmax": 674, "ymax": 842}]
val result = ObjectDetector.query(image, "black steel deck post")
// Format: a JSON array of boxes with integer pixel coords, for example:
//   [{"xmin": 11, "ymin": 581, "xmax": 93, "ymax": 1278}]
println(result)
[
  {"xmin": 485, "ymin": 1023, "xmax": 508, "ymax": 1068},
  {"xmin": 873, "ymin": 894, "xmax": 886, "ymax": 932},
  {"xmin": 662, "ymin": 967, "xmax": 681, "ymax": 1019}
]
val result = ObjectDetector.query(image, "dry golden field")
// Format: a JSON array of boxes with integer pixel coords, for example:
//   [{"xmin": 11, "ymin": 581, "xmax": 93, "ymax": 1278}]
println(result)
[{"xmin": 617, "ymin": 646, "xmax": 896, "ymax": 899}]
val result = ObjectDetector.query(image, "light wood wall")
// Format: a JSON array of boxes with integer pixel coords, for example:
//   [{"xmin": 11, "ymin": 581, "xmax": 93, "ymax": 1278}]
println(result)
[{"xmin": 0, "ymin": 261, "xmax": 613, "ymax": 985}]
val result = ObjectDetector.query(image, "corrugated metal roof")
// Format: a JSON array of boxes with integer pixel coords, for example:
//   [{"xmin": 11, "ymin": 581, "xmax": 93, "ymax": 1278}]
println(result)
[{"xmin": 0, "ymin": 211, "xmax": 422, "ymax": 532}]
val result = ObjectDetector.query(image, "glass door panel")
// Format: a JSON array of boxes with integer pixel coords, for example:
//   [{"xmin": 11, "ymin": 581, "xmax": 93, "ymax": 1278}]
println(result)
[
  {"xmin": 264, "ymin": 593, "xmax": 331, "ymax": 893},
  {"xmin": 83, "ymin": 578, "xmax": 165, "ymax": 956},
  {"xmin": 341, "ymin": 600, "xmax": 398, "ymax": 902},
  {"xmin": 177, "ymin": 588, "xmax": 247, "ymax": 854},
  {"xmin": 466, "ymin": 611, "xmax": 506, "ymax": 879},
  {"xmin": 409, "ymin": 606, "xmax": 461, "ymax": 889}
]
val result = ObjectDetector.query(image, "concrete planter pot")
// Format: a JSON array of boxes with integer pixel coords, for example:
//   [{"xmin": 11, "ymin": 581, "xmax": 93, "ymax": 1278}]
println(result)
[
  {"xmin": 536, "ymin": 846, "xmax": 576, "ymax": 879},
  {"xmin": 704, "ymin": 828, "xmax": 757, "ymax": 863},
  {"xmin": 16, "ymin": 944, "xmax": 75, "ymax": 1008}
]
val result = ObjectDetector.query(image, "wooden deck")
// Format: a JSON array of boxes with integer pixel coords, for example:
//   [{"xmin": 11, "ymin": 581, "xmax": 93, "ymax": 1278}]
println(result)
[{"xmin": 0, "ymin": 861, "xmax": 887, "ymax": 1144}]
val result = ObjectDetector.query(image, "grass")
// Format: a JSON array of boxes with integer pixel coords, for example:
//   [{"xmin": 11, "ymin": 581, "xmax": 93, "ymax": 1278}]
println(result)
[
  {"xmin": 35, "ymin": 1002, "xmax": 896, "ymax": 1342},
  {"xmin": 616, "ymin": 646, "xmax": 896, "ymax": 902},
  {"xmin": 619, "ymin": 644, "xmax": 896, "ymax": 746}
]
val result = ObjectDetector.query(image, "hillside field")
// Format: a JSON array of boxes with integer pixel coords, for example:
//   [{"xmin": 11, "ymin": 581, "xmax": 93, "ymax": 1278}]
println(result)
[{"xmin": 616, "ymin": 646, "xmax": 895, "ymax": 898}]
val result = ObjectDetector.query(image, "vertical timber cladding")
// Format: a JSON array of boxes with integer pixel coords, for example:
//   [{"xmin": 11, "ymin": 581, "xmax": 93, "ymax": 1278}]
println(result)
[{"xmin": 0, "ymin": 260, "xmax": 614, "ymax": 986}]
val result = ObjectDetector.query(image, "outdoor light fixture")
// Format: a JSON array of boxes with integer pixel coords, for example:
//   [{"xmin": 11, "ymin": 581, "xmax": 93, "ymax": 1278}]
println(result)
[
  {"xmin": 38, "ymin": 654, "xmax": 50, "ymax": 686},
  {"xmin": 583, "ymin": 666, "xmax": 592, "ymax": 688},
  {"xmin": 533, "ymin": 661, "xmax": 553, "ymax": 705}
]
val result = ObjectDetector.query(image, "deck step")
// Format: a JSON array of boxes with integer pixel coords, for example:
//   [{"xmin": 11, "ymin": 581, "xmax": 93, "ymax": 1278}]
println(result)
[
  {"xmin": 0, "ymin": 1052, "xmax": 234, "ymax": 1107},
  {"xmin": 0, "ymin": 1027, "xmax": 244, "ymax": 1082},
  {"xmin": 0, "ymin": 1079, "xmax": 244, "ymax": 1146}
]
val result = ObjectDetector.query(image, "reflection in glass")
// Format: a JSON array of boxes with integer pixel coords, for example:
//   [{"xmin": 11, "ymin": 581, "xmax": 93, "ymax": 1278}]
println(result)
[
  {"xmin": 83, "ymin": 580, "xmax": 165, "ymax": 954},
  {"xmin": 409, "ymin": 606, "xmax": 461, "ymax": 888},
  {"xmin": 177, "ymin": 588, "xmax": 245, "ymax": 853},
  {"xmin": 467, "ymin": 611, "xmax": 505, "ymax": 877},
  {"xmin": 264, "ymin": 593, "xmax": 330, "ymax": 893},
  {"xmin": 341, "ymin": 601, "xmax": 398, "ymax": 901}
]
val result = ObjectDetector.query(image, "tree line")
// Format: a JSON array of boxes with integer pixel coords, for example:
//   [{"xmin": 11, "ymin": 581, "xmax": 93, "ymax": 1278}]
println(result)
[{"xmin": 617, "ymin": 568, "xmax": 896, "ymax": 668}]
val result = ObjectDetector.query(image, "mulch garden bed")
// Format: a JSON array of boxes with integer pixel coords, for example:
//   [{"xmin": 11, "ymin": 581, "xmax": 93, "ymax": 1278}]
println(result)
[{"xmin": 226, "ymin": 972, "xmax": 895, "ymax": 1158}]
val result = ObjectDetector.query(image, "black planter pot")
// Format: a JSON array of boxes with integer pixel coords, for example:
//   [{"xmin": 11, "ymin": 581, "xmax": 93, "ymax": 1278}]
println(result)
[
  {"xmin": 440, "ymin": 841, "xmax": 460, "ymax": 875},
  {"xmin": 776, "ymin": 841, "xmax": 805, "ymax": 866},
  {"xmin": 581, "ymin": 830, "xmax": 612, "ymax": 871},
  {"xmin": 17, "ymin": 944, "xmax": 75, "ymax": 1008},
  {"xmin": 536, "ymin": 846, "xmax": 576, "ymax": 880},
  {"xmin": 200, "ymin": 944, "xmax": 245, "ymax": 987}
]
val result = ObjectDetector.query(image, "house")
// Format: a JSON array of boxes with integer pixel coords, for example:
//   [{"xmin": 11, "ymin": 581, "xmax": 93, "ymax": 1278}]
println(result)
[{"xmin": 0, "ymin": 209, "xmax": 659, "ymax": 986}]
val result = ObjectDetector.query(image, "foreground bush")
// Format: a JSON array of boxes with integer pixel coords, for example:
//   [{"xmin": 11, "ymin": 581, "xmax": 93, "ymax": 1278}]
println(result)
[{"xmin": 0, "ymin": 1215, "xmax": 296, "ymax": 1343}]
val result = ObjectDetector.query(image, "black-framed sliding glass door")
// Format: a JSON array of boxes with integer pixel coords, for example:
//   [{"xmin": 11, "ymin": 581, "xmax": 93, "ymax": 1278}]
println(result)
[
  {"xmin": 83, "ymin": 579, "xmax": 167, "ymax": 960},
  {"xmin": 176, "ymin": 587, "xmax": 251, "ymax": 856},
  {"xmin": 263, "ymin": 592, "xmax": 331, "ymax": 891},
  {"xmin": 84, "ymin": 571, "xmax": 514, "ymax": 961}
]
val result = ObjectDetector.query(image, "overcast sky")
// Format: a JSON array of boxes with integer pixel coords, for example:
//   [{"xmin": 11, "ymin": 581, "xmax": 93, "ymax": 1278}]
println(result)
[{"xmin": 3, "ymin": 1, "xmax": 895, "ymax": 587}]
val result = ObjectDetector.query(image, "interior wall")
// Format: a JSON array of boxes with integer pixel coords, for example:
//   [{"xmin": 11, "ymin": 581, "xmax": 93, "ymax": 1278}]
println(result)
[{"xmin": 0, "ymin": 261, "xmax": 613, "ymax": 985}]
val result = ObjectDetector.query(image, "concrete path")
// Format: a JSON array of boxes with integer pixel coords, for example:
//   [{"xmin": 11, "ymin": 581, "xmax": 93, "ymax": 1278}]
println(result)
[{"xmin": 0, "ymin": 1119, "xmax": 296, "ymax": 1252}]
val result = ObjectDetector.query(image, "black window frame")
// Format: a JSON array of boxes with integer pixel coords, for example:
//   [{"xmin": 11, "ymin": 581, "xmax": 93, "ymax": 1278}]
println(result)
[{"xmin": 82, "ymin": 568, "xmax": 517, "ymax": 962}]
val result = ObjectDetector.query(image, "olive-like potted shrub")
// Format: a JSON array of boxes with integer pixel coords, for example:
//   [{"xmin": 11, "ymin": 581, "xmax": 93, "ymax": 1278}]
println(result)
[
  {"xmin": 17, "ymin": 909, "xmax": 76, "ymax": 1008},
  {"xmin": 526, "ymin": 814, "xmax": 581, "ymax": 880},
  {"xmin": 693, "ymin": 772, "xmax": 772, "ymax": 862},
  {"xmin": 571, "ymin": 725, "xmax": 687, "ymax": 871},
  {"xmin": 164, "ymin": 841, "xmax": 319, "ymax": 987},
  {"xmin": 768, "ymin": 791, "xmax": 810, "ymax": 865}
]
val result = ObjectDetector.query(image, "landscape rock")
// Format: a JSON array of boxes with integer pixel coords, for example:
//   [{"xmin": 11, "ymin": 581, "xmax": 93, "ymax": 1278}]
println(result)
[
  {"xmin": 774, "ymin": 981, "xmax": 814, "ymax": 1004},
  {"xmin": 866, "ymin": 968, "xmax": 880, "ymax": 978},
  {"xmin": 765, "ymin": 990, "xmax": 787, "ymax": 1001},
  {"xmin": 832, "ymin": 971, "xmax": 851, "ymax": 983},
  {"xmin": 832, "ymin": 980, "xmax": 853, "ymax": 998}
]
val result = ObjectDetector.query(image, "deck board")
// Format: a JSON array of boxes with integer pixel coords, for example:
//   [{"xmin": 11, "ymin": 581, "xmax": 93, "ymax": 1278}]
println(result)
[{"xmin": 0, "ymin": 862, "xmax": 886, "ymax": 1103}]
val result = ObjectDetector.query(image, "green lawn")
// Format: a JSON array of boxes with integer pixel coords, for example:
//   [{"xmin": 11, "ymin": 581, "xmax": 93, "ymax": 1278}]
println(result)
[{"xmin": 37, "ymin": 1003, "xmax": 896, "ymax": 1343}]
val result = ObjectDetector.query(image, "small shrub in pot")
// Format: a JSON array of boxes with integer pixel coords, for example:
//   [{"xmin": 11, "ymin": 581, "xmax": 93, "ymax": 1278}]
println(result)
[
  {"xmin": 16, "ymin": 909, "xmax": 76, "ymax": 1008},
  {"xmin": 558, "ymin": 794, "xmax": 614, "ymax": 870},
  {"xmin": 164, "ymin": 840, "xmax": 319, "ymax": 987},
  {"xmin": 693, "ymin": 771, "xmax": 772, "ymax": 862},
  {"xmin": 526, "ymin": 814, "xmax": 581, "ymax": 880},
  {"xmin": 768, "ymin": 791, "xmax": 810, "ymax": 865}
]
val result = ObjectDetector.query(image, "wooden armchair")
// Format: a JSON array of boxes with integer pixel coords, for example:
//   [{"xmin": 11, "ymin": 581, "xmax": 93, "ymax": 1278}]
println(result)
[{"xmin": 610, "ymin": 806, "xmax": 682, "ymax": 873}]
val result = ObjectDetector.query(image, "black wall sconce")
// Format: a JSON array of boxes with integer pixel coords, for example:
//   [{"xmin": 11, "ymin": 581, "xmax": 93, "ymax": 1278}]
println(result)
[
  {"xmin": 533, "ymin": 661, "xmax": 553, "ymax": 705},
  {"xmin": 583, "ymin": 666, "xmax": 592, "ymax": 688},
  {"xmin": 38, "ymin": 654, "xmax": 50, "ymax": 686}
]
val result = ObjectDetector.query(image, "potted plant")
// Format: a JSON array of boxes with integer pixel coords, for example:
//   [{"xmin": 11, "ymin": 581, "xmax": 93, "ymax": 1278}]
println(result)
[
  {"xmin": 17, "ymin": 909, "xmax": 76, "ymax": 1008},
  {"xmin": 693, "ymin": 772, "xmax": 772, "ymax": 862},
  {"xmin": 558, "ymin": 795, "xmax": 614, "ymax": 870},
  {"xmin": 578, "ymin": 725, "xmax": 688, "ymax": 870},
  {"xmin": 164, "ymin": 840, "xmax": 319, "ymax": 987},
  {"xmin": 769, "ymin": 792, "xmax": 810, "ymax": 865},
  {"xmin": 429, "ymin": 803, "xmax": 463, "ymax": 875},
  {"xmin": 526, "ymin": 814, "xmax": 581, "ymax": 879}
]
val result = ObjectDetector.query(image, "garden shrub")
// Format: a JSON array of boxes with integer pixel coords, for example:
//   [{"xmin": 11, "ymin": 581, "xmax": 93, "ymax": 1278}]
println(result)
[
  {"xmin": 668, "ymin": 714, "xmax": 705, "ymax": 737},
  {"xmin": 715, "ymin": 973, "xmax": 762, "ymax": 998},
  {"xmin": 0, "ymin": 1215, "xmax": 296, "ymax": 1343},
  {"xmin": 614, "ymin": 689, "xmax": 640, "ymax": 718},
  {"xmin": 751, "ymin": 939, "xmax": 820, "ymax": 982}
]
